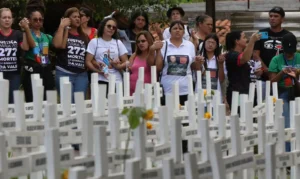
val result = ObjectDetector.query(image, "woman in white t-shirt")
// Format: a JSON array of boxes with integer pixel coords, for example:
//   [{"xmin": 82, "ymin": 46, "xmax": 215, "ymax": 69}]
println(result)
[
  {"xmin": 85, "ymin": 17, "xmax": 128, "ymax": 95},
  {"xmin": 195, "ymin": 34, "xmax": 226, "ymax": 95},
  {"xmin": 149, "ymin": 21, "xmax": 203, "ymax": 105}
]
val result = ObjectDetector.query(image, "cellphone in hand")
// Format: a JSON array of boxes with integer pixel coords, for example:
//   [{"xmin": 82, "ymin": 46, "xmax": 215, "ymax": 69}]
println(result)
[{"xmin": 258, "ymin": 31, "xmax": 268, "ymax": 40}]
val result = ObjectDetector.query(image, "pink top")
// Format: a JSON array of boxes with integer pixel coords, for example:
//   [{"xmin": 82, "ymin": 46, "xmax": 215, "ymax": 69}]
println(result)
[{"xmin": 130, "ymin": 56, "xmax": 151, "ymax": 95}]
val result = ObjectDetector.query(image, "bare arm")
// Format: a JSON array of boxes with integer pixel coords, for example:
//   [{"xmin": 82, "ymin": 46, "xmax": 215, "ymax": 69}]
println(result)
[
  {"xmin": 218, "ymin": 55, "xmax": 226, "ymax": 83},
  {"xmin": 53, "ymin": 18, "xmax": 70, "ymax": 49},
  {"xmin": 155, "ymin": 51, "xmax": 164, "ymax": 73},
  {"xmin": 239, "ymin": 33, "xmax": 261, "ymax": 65},
  {"xmin": 19, "ymin": 18, "xmax": 35, "ymax": 50},
  {"xmin": 148, "ymin": 41, "xmax": 164, "ymax": 66},
  {"xmin": 269, "ymin": 71, "xmax": 284, "ymax": 83},
  {"xmin": 85, "ymin": 52, "xmax": 103, "ymax": 74}
]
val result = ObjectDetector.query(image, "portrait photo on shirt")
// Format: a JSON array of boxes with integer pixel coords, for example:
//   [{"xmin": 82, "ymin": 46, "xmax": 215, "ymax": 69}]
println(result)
[{"xmin": 166, "ymin": 55, "xmax": 189, "ymax": 76}]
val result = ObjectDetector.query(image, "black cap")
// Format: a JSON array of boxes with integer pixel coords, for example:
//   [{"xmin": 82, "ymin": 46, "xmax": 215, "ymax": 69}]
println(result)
[
  {"xmin": 282, "ymin": 33, "xmax": 297, "ymax": 53},
  {"xmin": 269, "ymin": 6, "xmax": 285, "ymax": 17},
  {"xmin": 166, "ymin": 6, "xmax": 185, "ymax": 19}
]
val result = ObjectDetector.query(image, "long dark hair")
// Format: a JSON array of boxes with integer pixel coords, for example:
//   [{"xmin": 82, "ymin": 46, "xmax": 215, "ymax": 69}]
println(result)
[
  {"xmin": 97, "ymin": 17, "xmax": 118, "ymax": 39},
  {"xmin": 26, "ymin": 0, "xmax": 45, "ymax": 19},
  {"xmin": 64, "ymin": 7, "xmax": 89, "ymax": 44},
  {"xmin": 200, "ymin": 33, "xmax": 220, "ymax": 69},
  {"xmin": 129, "ymin": 11, "xmax": 149, "ymax": 31},
  {"xmin": 79, "ymin": 7, "xmax": 94, "ymax": 27},
  {"xmin": 226, "ymin": 30, "xmax": 242, "ymax": 51}
]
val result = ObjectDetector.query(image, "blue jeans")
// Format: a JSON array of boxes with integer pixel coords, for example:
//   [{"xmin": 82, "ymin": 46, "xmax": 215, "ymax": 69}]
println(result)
[
  {"xmin": 55, "ymin": 69, "xmax": 88, "ymax": 103},
  {"xmin": 3, "ymin": 72, "xmax": 20, "ymax": 104},
  {"xmin": 279, "ymin": 90, "xmax": 290, "ymax": 151}
]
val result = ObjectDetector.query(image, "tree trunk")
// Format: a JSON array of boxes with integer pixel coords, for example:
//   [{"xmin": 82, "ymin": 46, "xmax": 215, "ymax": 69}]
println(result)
[{"xmin": 205, "ymin": 0, "xmax": 216, "ymax": 32}]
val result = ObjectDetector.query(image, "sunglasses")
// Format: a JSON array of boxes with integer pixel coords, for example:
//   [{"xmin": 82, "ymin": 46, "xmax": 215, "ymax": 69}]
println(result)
[
  {"xmin": 137, "ymin": 40, "xmax": 147, "ymax": 44},
  {"xmin": 32, "ymin": 18, "xmax": 44, "ymax": 23},
  {"xmin": 106, "ymin": 24, "xmax": 117, "ymax": 30}
]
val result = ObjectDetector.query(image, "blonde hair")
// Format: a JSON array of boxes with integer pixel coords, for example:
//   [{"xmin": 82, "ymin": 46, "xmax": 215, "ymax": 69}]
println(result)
[{"xmin": 0, "ymin": 8, "xmax": 11, "ymax": 18}]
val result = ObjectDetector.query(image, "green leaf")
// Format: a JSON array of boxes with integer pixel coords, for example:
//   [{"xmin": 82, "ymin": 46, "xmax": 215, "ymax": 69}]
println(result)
[
  {"xmin": 128, "ymin": 108, "xmax": 140, "ymax": 129},
  {"xmin": 121, "ymin": 107, "xmax": 130, "ymax": 115}
]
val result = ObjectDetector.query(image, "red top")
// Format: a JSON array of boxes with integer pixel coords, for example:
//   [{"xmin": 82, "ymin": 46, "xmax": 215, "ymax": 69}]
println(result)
[{"xmin": 89, "ymin": 28, "xmax": 97, "ymax": 40}]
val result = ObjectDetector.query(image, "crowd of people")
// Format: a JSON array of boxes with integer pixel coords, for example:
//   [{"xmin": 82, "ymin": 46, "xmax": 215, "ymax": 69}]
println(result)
[{"xmin": 1, "ymin": 2, "xmax": 300, "ymax": 141}]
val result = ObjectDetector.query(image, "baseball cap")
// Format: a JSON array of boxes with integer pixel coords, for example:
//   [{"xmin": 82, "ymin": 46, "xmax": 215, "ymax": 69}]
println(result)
[
  {"xmin": 166, "ymin": 6, "xmax": 185, "ymax": 19},
  {"xmin": 282, "ymin": 33, "xmax": 297, "ymax": 53},
  {"xmin": 269, "ymin": 6, "xmax": 285, "ymax": 17}
]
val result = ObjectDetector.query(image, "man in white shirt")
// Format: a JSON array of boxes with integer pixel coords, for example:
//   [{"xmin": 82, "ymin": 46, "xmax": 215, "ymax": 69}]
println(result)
[{"xmin": 159, "ymin": 6, "xmax": 190, "ymax": 40}]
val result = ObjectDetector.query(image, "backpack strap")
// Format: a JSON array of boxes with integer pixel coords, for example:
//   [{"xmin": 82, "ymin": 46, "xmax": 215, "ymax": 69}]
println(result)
[
  {"xmin": 159, "ymin": 41, "xmax": 168, "ymax": 82},
  {"xmin": 187, "ymin": 25, "xmax": 191, "ymax": 37}
]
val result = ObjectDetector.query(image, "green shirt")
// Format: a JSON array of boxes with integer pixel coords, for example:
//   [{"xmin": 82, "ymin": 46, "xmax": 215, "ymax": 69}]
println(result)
[
  {"xmin": 269, "ymin": 53, "xmax": 300, "ymax": 87},
  {"xmin": 25, "ymin": 32, "xmax": 53, "ymax": 64}
]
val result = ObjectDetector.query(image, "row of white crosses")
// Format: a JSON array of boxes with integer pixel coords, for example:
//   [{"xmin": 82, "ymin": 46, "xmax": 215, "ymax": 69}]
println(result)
[{"xmin": 0, "ymin": 67, "xmax": 299, "ymax": 179}]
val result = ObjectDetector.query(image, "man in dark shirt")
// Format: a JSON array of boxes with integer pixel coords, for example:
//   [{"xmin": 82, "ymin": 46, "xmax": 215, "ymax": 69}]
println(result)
[{"xmin": 253, "ymin": 6, "xmax": 290, "ymax": 81}]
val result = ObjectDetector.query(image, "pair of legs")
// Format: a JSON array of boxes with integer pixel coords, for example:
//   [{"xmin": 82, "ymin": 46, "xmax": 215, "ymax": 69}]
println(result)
[
  {"xmin": 22, "ymin": 61, "xmax": 55, "ymax": 103},
  {"xmin": 3, "ymin": 72, "xmax": 21, "ymax": 104},
  {"xmin": 55, "ymin": 69, "xmax": 89, "ymax": 103}
]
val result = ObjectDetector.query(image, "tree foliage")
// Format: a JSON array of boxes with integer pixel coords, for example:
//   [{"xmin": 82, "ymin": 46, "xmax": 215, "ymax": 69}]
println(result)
[{"xmin": 1, "ymin": 0, "xmax": 178, "ymax": 25}]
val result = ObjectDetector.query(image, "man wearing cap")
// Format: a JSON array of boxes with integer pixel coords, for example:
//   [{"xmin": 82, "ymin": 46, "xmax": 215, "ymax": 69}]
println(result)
[
  {"xmin": 160, "ymin": 6, "xmax": 190, "ymax": 40},
  {"xmin": 269, "ymin": 33, "xmax": 300, "ymax": 150},
  {"xmin": 253, "ymin": 7, "xmax": 290, "ymax": 86}
]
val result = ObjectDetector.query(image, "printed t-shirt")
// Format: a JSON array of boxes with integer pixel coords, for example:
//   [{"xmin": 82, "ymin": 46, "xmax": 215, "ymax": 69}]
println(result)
[
  {"xmin": 269, "ymin": 53, "xmax": 300, "ymax": 87},
  {"xmin": 197, "ymin": 56, "xmax": 227, "ymax": 92},
  {"xmin": 24, "ymin": 31, "xmax": 52, "ymax": 65},
  {"xmin": 56, "ymin": 33, "xmax": 88, "ymax": 73},
  {"xmin": 225, "ymin": 51, "xmax": 251, "ymax": 94},
  {"xmin": 163, "ymin": 25, "xmax": 190, "ymax": 40},
  {"xmin": 0, "ymin": 29, "xmax": 23, "ymax": 72},
  {"xmin": 87, "ymin": 38, "xmax": 128, "ymax": 82},
  {"xmin": 254, "ymin": 28, "xmax": 290, "ymax": 80},
  {"xmin": 160, "ymin": 39, "xmax": 195, "ymax": 95}
]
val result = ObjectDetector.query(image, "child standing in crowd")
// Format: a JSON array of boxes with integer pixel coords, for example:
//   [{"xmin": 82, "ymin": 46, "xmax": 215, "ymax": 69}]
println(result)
[
  {"xmin": 225, "ymin": 31, "xmax": 261, "ymax": 109},
  {"xmin": 0, "ymin": 8, "xmax": 31, "ymax": 103},
  {"xmin": 53, "ymin": 7, "xmax": 89, "ymax": 103},
  {"xmin": 128, "ymin": 31, "xmax": 154, "ymax": 95},
  {"xmin": 85, "ymin": 17, "xmax": 128, "ymax": 96},
  {"xmin": 22, "ymin": 0, "xmax": 55, "ymax": 103}
]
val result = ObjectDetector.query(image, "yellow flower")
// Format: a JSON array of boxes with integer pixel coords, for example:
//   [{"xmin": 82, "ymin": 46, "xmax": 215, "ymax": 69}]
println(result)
[
  {"xmin": 204, "ymin": 112, "xmax": 211, "ymax": 119},
  {"xmin": 146, "ymin": 122, "xmax": 153, "ymax": 130},
  {"xmin": 62, "ymin": 169, "xmax": 68, "ymax": 179},
  {"xmin": 273, "ymin": 97, "xmax": 277, "ymax": 104},
  {"xmin": 143, "ymin": 109, "xmax": 154, "ymax": 120},
  {"xmin": 203, "ymin": 89, "xmax": 207, "ymax": 96}
]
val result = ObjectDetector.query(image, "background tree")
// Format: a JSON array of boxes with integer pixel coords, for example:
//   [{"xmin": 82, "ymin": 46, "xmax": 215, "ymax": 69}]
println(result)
[{"xmin": 1, "ymin": 0, "xmax": 179, "ymax": 34}]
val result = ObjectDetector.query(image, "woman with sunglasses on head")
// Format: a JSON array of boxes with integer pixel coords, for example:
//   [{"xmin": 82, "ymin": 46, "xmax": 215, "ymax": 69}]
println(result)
[
  {"xmin": 86, "ymin": 17, "xmax": 128, "ymax": 96},
  {"xmin": 53, "ymin": 7, "xmax": 89, "ymax": 103},
  {"xmin": 0, "ymin": 8, "xmax": 32, "ymax": 103},
  {"xmin": 22, "ymin": 0, "xmax": 55, "ymax": 103},
  {"xmin": 80, "ymin": 7, "xmax": 97, "ymax": 40},
  {"xmin": 128, "ymin": 31, "xmax": 154, "ymax": 95}
]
